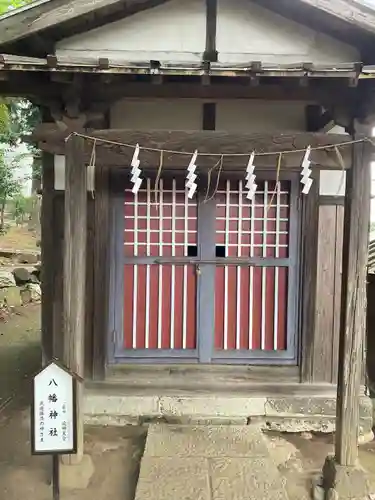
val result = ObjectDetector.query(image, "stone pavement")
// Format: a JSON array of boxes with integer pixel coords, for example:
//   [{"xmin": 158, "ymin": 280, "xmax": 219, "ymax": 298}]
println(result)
[{"xmin": 135, "ymin": 424, "xmax": 290, "ymax": 500}]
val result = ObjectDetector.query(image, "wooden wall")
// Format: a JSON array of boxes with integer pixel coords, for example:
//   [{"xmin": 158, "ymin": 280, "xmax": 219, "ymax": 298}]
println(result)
[
  {"xmin": 301, "ymin": 195, "xmax": 344, "ymax": 383},
  {"xmin": 312, "ymin": 202, "xmax": 344, "ymax": 383}
]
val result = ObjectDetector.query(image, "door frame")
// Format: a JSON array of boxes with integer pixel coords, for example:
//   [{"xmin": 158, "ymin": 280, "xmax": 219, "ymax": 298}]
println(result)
[{"xmin": 107, "ymin": 172, "xmax": 300, "ymax": 365}]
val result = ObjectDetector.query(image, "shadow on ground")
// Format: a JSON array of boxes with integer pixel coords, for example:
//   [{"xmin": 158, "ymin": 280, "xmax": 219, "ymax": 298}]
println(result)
[{"xmin": 0, "ymin": 304, "xmax": 146, "ymax": 500}]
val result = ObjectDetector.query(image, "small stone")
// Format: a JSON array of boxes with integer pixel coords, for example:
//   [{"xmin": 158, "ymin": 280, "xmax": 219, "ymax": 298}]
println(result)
[
  {"xmin": 4, "ymin": 287, "xmax": 22, "ymax": 307},
  {"xmin": 29, "ymin": 273, "xmax": 39, "ymax": 284},
  {"xmin": 12, "ymin": 267, "xmax": 32, "ymax": 285},
  {"xmin": 312, "ymin": 484, "xmax": 325, "ymax": 500},
  {"xmin": 0, "ymin": 270, "xmax": 16, "ymax": 287},
  {"xmin": 27, "ymin": 283, "xmax": 41, "ymax": 302},
  {"xmin": 20, "ymin": 287, "xmax": 32, "ymax": 305}
]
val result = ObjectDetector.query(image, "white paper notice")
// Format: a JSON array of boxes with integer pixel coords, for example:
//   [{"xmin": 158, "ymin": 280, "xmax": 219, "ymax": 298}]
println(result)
[{"xmin": 33, "ymin": 362, "xmax": 75, "ymax": 454}]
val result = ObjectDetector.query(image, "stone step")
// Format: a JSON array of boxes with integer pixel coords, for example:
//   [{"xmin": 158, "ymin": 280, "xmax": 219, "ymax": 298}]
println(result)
[
  {"xmin": 135, "ymin": 424, "xmax": 290, "ymax": 500},
  {"xmin": 83, "ymin": 381, "xmax": 373, "ymax": 435}
]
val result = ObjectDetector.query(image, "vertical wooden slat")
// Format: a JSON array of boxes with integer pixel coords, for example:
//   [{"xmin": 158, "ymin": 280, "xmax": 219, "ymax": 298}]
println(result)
[
  {"xmin": 52, "ymin": 195, "xmax": 64, "ymax": 361},
  {"xmin": 92, "ymin": 163, "xmax": 109, "ymax": 380},
  {"xmin": 41, "ymin": 152, "xmax": 55, "ymax": 363},
  {"xmin": 157, "ymin": 180, "xmax": 163, "ymax": 349},
  {"xmin": 63, "ymin": 135, "xmax": 87, "ymax": 462},
  {"xmin": 145, "ymin": 179, "xmax": 151, "ymax": 348},
  {"xmin": 261, "ymin": 181, "xmax": 268, "ymax": 350},
  {"xmin": 335, "ymin": 128, "xmax": 371, "ymax": 466},
  {"xmin": 85, "ymin": 197, "xmax": 95, "ymax": 378},
  {"xmin": 313, "ymin": 205, "xmax": 337, "ymax": 382},
  {"xmin": 300, "ymin": 171, "xmax": 320, "ymax": 382},
  {"xmin": 332, "ymin": 204, "xmax": 344, "ymax": 383}
]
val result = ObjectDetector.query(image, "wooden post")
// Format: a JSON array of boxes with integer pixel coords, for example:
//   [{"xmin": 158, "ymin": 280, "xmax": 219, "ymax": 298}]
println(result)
[
  {"xmin": 335, "ymin": 122, "xmax": 371, "ymax": 466},
  {"xmin": 63, "ymin": 135, "xmax": 87, "ymax": 463},
  {"xmin": 40, "ymin": 152, "xmax": 55, "ymax": 364}
]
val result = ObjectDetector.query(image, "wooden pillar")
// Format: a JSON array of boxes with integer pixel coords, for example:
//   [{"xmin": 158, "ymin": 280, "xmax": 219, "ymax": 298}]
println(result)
[
  {"xmin": 335, "ymin": 122, "xmax": 371, "ymax": 466},
  {"xmin": 63, "ymin": 135, "xmax": 87, "ymax": 462},
  {"xmin": 40, "ymin": 152, "xmax": 55, "ymax": 364},
  {"xmin": 92, "ymin": 164, "xmax": 110, "ymax": 380}
]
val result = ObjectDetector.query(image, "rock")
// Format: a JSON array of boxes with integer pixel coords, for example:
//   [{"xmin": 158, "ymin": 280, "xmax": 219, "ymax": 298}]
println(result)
[
  {"xmin": 20, "ymin": 287, "xmax": 32, "ymax": 305},
  {"xmin": 32, "ymin": 263, "xmax": 41, "ymax": 281},
  {"xmin": 27, "ymin": 283, "xmax": 41, "ymax": 302},
  {"xmin": 0, "ymin": 270, "xmax": 16, "ymax": 288},
  {"xmin": 4, "ymin": 287, "xmax": 22, "ymax": 307},
  {"xmin": 311, "ymin": 476, "xmax": 324, "ymax": 500},
  {"xmin": 29, "ymin": 273, "xmax": 40, "ymax": 284},
  {"xmin": 12, "ymin": 267, "xmax": 32, "ymax": 285},
  {"xmin": 18, "ymin": 253, "xmax": 39, "ymax": 264},
  {"xmin": 326, "ymin": 488, "xmax": 338, "ymax": 500}
]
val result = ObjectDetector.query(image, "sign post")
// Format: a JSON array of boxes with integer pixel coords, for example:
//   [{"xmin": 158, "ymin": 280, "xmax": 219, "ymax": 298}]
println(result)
[{"xmin": 31, "ymin": 360, "xmax": 78, "ymax": 500}]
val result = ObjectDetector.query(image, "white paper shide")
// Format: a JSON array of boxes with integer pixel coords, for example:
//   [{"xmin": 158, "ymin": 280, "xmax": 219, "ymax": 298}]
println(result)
[{"xmin": 33, "ymin": 362, "xmax": 75, "ymax": 453}]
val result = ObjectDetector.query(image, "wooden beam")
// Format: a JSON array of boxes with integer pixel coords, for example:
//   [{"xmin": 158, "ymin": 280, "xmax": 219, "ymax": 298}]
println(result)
[
  {"xmin": 297, "ymin": 0, "xmax": 375, "ymax": 34},
  {"xmin": 0, "ymin": 77, "xmax": 357, "ymax": 105},
  {"xmin": 204, "ymin": 0, "xmax": 218, "ymax": 62},
  {"xmin": 92, "ymin": 164, "xmax": 110, "ymax": 380},
  {"xmin": 63, "ymin": 135, "xmax": 87, "ymax": 463},
  {"xmin": 34, "ymin": 129, "xmax": 355, "ymax": 170},
  {"xmin": 335, "ymin": 122, "xmax": 371, "ymax": 466},
  {"xmin": 0, "ymin": 0, "xmax": 166, "ymax": 46}
]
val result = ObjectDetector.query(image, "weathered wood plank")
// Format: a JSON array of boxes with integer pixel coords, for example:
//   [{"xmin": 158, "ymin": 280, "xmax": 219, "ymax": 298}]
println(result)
[
  {"xmin": 0, "ymin": 0, "xmax": 166, "ymax": 45},
  {"xmin": 63, "ymin": 135, "xmax": 87, "ymax": 463},
  {"xmin": 335, "ymin": 123, "xmax": 371, "ymax": 466},
  {"xmin": 300, "ymin": 171, "xmax": 320, "ymax": 382},
  {"xmin": 204, "ymin": 0, "xmax": 218, "ymax": 62},
  {"xmin": 52, "ymin": 194, "xmax": 64, "ymax": 361},
  {"xmin": 36, "ymin": 130, "xmax": 354, "ymax": 170},
  {"xmin": 298, "ymin": 0, "xmax": 375, "ymax": 33},
  {"xmin": 92, "ymin": 164, "xmax": 110, "ymax": 380},
  {"xmin": 332, "ymin": 205, "xmax": 344, "ymax": 383},
  {"xmin": 40, "ymin": 152, "xmax": 54, "ymax": 364},
  {"xmin": 85, "ymin": 197, "xmax": 95, "ymax": 379},
  {"xmin": 313, "ymin": 205, "xmax": 337, "ymax": 382}
]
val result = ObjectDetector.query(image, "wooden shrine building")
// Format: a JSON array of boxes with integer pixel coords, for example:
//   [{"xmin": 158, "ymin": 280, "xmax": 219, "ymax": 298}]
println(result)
[{"xmin": 1, "ymin": 0, "xmax": 375, "ymax": 469}]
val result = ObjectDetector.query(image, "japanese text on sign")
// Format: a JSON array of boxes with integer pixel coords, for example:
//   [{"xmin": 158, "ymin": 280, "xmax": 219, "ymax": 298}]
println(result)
[{"xmin": 32, "ymin": 362, "xmax": 75, "ymax": 454}]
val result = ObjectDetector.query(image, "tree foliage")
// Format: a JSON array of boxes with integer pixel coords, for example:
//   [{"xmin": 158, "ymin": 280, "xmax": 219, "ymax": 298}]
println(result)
[{"xmin": 0, "ymin": 0, "xmax": 42, "ymax": 201}]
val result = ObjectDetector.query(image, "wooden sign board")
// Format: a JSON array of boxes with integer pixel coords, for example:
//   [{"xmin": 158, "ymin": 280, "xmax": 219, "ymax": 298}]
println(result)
[{"xmin": 31, "ymin": 360, "xmax": 77, "ymax": 455}]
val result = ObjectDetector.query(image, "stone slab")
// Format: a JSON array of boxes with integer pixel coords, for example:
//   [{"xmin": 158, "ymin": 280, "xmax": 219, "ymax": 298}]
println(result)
[
  {"xmin": 145, "ymin": 424, "xmax": 270, "ymax": 458},
  {"xmin": 83, "ymin": 393, "xmax": 159, "ymax": 417},
  {"xmin": 265, "ymin": 396, "xmax": 373, "ymax": 418},
  {"xmin": 135, "ymin": 457, "xmax": 210, "ymax": 500},
  {"xmin": 259, "ymin": 415, "xmax": 373, "ymax": 435},
  {"xmin": 159, "ymin": 396, "xmax": 266, "ymax": 418},
  {"xmin": 210, "ymin": 458, "xmax": 288, "ymax": 500}
]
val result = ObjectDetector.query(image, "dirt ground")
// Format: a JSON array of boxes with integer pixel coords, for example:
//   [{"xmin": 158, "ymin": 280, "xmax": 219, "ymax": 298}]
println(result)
[
  {"xmin": 0, "ymin": 224, "xmax": 38, "ymax": 251},
  {"xmin": 0, "ymin": 304, "xmax": 146, "ymax": 500}
]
